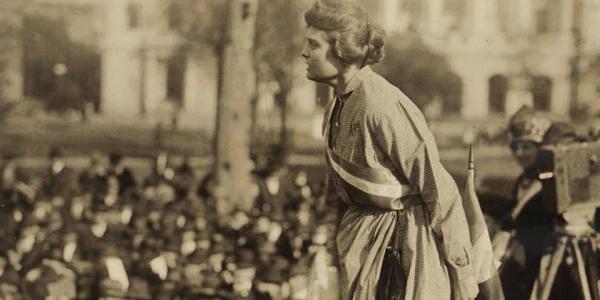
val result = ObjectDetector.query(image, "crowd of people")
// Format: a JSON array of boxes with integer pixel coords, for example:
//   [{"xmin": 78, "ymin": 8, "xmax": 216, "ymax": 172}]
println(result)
[
  {"xmin": 0, "ymin": 148, "xmax": 339, "ymax": 299},
  {"xmin": 2, "ymin": 106, "xmax": 600, "ymax": 299}
]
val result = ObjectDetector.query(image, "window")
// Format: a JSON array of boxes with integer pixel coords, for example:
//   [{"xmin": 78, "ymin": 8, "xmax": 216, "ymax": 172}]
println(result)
[
  {"xmin": 531, "ymin": 76, "xmax": 552, "ymax": 111},
  {"xmin": 489, "ymin": 75, "xmax": 508, "ymax": 113},
  {"xmin": 536, "ymin": 9, "xmax": 550, "ymax": 34},
  {"xmin": 127, "ymin": 2, "xmax": 141, "ymax": 29},
  {"xmin": 168, "ymin": 2, "xmax": 183, "ymax": 29},
  {"xmin": 167, "ymin": 54, "xmax": 185, "ymax": 105}
]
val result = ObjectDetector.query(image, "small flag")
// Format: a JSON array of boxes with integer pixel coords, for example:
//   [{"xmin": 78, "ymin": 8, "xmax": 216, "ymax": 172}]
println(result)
[{"xmin": 462, "ymin": 145, "xmax": 504, "ymax": 299}]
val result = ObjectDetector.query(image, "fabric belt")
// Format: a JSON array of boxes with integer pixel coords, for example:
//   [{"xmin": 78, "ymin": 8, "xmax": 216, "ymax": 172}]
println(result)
[{"xmin": 327, "ymin": 147, "xmax": 419, "ymax": 211}]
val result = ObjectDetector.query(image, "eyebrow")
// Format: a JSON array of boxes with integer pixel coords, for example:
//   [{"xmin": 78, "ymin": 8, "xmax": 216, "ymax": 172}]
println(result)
[{"xmin": 307, "ymin": 37, "xmax": 319, "ymax": 44}]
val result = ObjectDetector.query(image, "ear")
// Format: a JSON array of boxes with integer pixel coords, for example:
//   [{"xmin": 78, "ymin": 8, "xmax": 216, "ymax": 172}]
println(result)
[
  {"xmin": 332, "ymin": 39, "xmax": 344, "ymax": 62},
  {"xmin": 326, "ymin": 41, "xmax": 348, "ymax": 71}
]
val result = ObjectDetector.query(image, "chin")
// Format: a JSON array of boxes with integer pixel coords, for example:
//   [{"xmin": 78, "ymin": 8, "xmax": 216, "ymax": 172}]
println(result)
[{"xmin": 306, "ymin": 73, "xmax": 330, "ymax": 84}]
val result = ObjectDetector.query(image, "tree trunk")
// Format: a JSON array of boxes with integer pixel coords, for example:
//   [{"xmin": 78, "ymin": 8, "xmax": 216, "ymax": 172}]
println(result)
[
  {"xmin": 213, "ymin": 0, "xmax": 258, "ymax": 217},
  {"xmin": 569, "ymin": 0, "xmax": 583, "ymax": 117},
  {"xmin": 276, "ymin": 81, "xmax": 290, "ymax": 161}
]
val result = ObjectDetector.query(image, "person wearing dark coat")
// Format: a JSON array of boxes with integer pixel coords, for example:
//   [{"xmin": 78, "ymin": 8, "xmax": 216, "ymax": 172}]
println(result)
[
  {"xmin": 108, "ymin": 151, "xmax": 137, "ymax": 197},
  {"xmin": 78, "ymin": 151, "xmax": 109, "ymax": 198},
  {"xmin": 498, "ymin": 106, "xmax": 583, "ymax": 299},
  {"xmin": 41, "ymin": 147, "xmax": 77, "ymax": 200}
]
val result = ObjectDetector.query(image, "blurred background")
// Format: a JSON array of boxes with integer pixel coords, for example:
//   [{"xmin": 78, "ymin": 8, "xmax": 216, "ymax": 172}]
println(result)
[{"xmin": 0, "ymin": 0, "xmax": 599, "ymax": 299}]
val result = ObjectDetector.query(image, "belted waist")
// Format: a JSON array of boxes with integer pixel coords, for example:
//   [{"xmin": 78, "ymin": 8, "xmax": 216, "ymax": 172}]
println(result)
[{"xmin": 327, "ymin": 147, "xmax": 419, "ymax": 211}]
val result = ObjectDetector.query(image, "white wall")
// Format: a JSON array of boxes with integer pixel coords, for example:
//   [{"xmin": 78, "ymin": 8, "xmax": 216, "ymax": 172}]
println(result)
[{"xmin": 180, "ymin": 47, "xmax": 219, "ymax": 132}]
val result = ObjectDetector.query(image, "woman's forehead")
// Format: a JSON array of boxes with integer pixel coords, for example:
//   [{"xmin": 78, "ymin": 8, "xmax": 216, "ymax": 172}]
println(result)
[{"xmin": 305, "ymin": 27, "xmax": 329, "ymax": 42}]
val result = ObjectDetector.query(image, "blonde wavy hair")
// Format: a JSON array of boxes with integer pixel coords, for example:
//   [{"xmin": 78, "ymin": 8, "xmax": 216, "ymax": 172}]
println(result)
[{"xmin": 304, "ymin": 0, "xmax": 385, "ymax": 66}]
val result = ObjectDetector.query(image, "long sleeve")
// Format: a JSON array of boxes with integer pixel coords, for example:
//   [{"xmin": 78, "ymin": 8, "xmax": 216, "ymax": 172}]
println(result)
[
  {"xmin": 369, "ymin": 98, "xmax": 478, "ymax": 298},
  {"xmin": 369, "ymin": 99, "xmax": 459, "ymax": 227}
]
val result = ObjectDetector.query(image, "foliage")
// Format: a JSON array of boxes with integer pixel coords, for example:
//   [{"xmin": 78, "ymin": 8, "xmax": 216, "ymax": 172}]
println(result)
[
  {"xmin": 254, "ymin": 0, "xmax": 310, "ymax": 85},
  {"xmin": 373, "ymin": 33, "xmax": 462, "ymax": 114},
  {"xmin": 253, "ymin": 0, "xmax": 312, "ymax": 153},
  {"xmin": 173, "ymin": 0, "xmax": 227, "ymax": 49}
]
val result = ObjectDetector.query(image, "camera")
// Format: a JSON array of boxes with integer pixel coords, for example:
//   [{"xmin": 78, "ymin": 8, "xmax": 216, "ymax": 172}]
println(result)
[{"xmin": 536, "ymin": 139, "xmax": 600, "ymax": 215}]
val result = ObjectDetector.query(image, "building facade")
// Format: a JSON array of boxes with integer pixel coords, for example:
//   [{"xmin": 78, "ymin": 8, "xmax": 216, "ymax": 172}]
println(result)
[
  {"xmin": 98, "ymin": 0, "xmax": 219, "ymax": 131},
  {"xmin": 4, "ymin": 0, "xmax": 599, "ymax": 135},
  {"xmin": 3, "ymin": 0, "xmax": 220, "ymax": 131},
  {"xmin": 364, "ymin": 0, "xmax": 600, "ymax": 118}
]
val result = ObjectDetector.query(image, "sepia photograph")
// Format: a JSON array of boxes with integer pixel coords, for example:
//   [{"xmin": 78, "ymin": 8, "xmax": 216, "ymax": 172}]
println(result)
[{"xmin": 0, "ymin": 0, "xmax": 600, "ymax": 299}]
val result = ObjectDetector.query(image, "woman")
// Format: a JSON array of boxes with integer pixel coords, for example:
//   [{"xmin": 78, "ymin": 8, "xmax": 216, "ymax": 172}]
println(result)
[
  {"xmin": 302, "ymin": 1, "xmax": 478, "ymax": 299},
  {"xmin": 497, "ymin": 106, "xmax": 580, "ymax": 299}
]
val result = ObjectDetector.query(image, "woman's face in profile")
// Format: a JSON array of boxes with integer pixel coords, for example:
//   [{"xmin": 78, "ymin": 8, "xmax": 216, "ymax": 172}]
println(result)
[
  {"xmin": 302, "ymin": 27, "xmax": 341, "ymax": 83},
  {"xmin": 510, "ymin": 140, "xmax": 539, "ymax": 169}
]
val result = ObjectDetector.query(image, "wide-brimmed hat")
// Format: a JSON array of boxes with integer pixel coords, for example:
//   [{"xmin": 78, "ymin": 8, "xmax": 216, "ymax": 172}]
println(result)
[{"xmin": 508, "ymin": 106, "xmax": 552, "ymax": 144}]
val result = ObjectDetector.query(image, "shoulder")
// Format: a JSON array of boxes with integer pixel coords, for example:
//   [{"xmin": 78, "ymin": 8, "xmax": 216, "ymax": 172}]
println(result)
[{"xmin": 358, "ymin": 72, "xmax": 426, "ymax": 126}]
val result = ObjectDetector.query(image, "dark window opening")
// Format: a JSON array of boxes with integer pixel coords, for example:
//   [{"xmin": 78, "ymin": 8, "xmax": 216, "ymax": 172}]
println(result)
[
  {"xmin": 531, "ymin": 75, "xmax": 552, "ymax": 111},
  {"xmin": 127, "ymin": 2, "xmax": 141, "ymax": 29},
  {"xmin": 167, "ymin": 54, "xmax": 185, "ymax": 105},
  {"xmin": 168, "ymin": 2, "xmax": 183, "ymax": 29},
  {"xmin": 489, "ymin": 75, "xmax": 508, "ymax": 113},
  {"xmin": 23, "ymin": 15, "xmax": 101, "ymax": 112},
  {"xmin": 536, "ymin": 9, "xmax": 550, "ymax": 34}
]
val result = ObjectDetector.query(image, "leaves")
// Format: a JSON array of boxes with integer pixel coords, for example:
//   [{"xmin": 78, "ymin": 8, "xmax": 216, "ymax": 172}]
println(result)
[
  {"xmin": 373, "ymin": 33, "xmax": 462, "ymax": 113},
  {"xmin": 174, "ymin": 0, "xmax": 227, "ymax": 47},
  {"xmin": 254, "ymin": 0, "xmax": 311, "ymax": 83}
]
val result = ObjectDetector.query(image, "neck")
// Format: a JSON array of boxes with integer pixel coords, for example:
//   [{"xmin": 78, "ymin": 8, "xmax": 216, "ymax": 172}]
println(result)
[{"xmin": 328, "ymin": 64, "xmax": 361, "ymax": 95}]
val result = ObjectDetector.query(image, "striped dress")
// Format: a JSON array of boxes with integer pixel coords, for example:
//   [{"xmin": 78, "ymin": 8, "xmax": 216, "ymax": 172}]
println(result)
[{"xmin": 324, "ymin": 66, "xmax": 477, "ymax": 300}]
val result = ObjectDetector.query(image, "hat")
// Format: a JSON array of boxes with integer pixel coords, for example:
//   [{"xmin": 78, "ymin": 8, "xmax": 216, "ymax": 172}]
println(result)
[
  {"xmin": 257, "ymin": 256, "xmax": 289, "ymax": 284},
  {"xmin": 48, "ymin": 146, "xmax": 63, "ymax": 160},
  {"xmin": 508, "ymin": 106, "xmax": 552, "ymax": 143},
  {"xmin": 127, "ymin": 277, "xmax": 152, "ymax": 300},
  {"xmin": 289, "ymin": 259, "xmax": 310, "ymax": 277},
  {"xmin": 0, "ymin": 268, "xmax": 21, "ymax": 287},
  {"xmin": 211, "ymin": 234, "xmax": 234, "ymax": 254},
  {"xmin": 235, "ymin": 248, "xmax": 256, "ymax": 269},
  {"xmin": 201, "ymin": 270, "xmax": 223, "ymax": 291},
  {"xmin": 108, "ymin": 151, "xmax": 123, "ymax": 166},
  {"xmin": 99, "ymin": 278, "xmax": 127, "ymax": 297}
]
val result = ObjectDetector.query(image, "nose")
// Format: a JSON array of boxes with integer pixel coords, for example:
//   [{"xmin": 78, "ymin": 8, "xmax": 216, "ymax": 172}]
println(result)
[{"xmin": 301, "ymin": 44, "xmax": 309, "ymax": 59}]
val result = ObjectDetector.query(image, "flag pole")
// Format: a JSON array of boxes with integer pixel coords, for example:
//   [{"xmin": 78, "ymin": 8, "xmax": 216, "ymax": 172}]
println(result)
[{"xmin": 468, "ymin": 144, "xmax": 474, "ymax": 171}]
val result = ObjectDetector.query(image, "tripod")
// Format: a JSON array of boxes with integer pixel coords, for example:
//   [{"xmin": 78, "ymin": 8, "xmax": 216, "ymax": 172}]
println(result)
[{"xmin": 530, "ymin": 209, "xmax": 600, "ymax": 300}]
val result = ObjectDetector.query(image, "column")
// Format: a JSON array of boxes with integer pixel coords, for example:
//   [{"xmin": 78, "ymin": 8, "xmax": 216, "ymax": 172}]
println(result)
[
  {"xmin": 289, "ymin": 60, "xmax": 316, "ymax": 115},
  {"xmin": 582, "ymin": 1, "xmax": 600, "ymax": 53},
  {"xmin": 460, "ymin": 67, "xmax": 489, "ymax": 119},
  {"xmin": 143, "ymin": 51, "xmax": 167, "ymax": 115},
  {"xmin": 289, "ymin": 77, "xmax": 318, "ymax": 137},
  {"xmin": 557, "ymin": 0, "xmax": 574, "ymax": 43},
  {"xmin": 551, "ymin": 73, "xmax": 571, "ymax": 116},
  {"xmin": 516, "ymin": 0, "xmax": 534, "ymax": 37},
  {"xmin": 422, "ymin": 0, "xmax": 444, "ymax": 37},
  {"xmin": 181, "ymin": 48, "xmax": 218, "ymax": 131},
  {"xmin": 99, "ymin": 0, "xmax": 144, "ymax": 117},
  {"xmin": 380, "ymin": 0, "xmax": 401, "ymax": 33},
  {"xmin": 101, "ymin": 48, "xmax": 141, "ymax": 116},
  {"xmin": 2, "ymin": 35, "xmax": 23, "ymax": 101}
]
